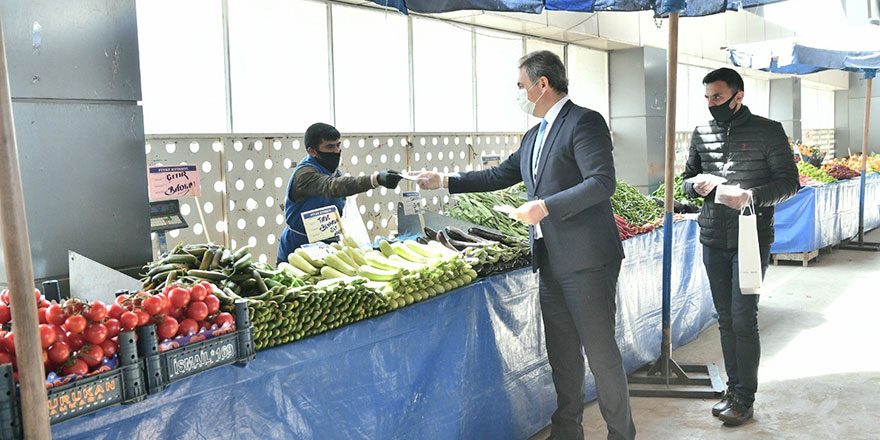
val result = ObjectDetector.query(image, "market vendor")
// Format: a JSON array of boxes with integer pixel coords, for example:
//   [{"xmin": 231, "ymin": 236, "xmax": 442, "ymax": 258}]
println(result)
[{"xmin": 277, "ymin": 122, "xmax": 403, "ymax": 264}]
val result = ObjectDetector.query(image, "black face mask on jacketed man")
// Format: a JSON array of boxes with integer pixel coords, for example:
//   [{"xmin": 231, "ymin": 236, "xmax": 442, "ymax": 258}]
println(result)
[
  {"xmin": 709, "ymin": 93, "xmax": 738, "ymax": 123},
  {"xmin": 315, "ymin": 151, "xmax": 341, "ymax": 173}
]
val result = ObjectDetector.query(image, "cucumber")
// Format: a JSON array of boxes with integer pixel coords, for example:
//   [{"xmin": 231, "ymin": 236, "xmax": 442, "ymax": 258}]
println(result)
[
  {"xmin": 378, "ymin": 240, "xmax": 394, "ymax": 258},
  {"xmin": 357, "ymin": 265, "xmax": 400, "ymax": 282},
  {"xmin": 161, "ymin": 254, "xmax": 198, "ymax": 266},
  {"xmin": 345, "ymin": 248, "xmax": 367, "ymax": 267},
  {"xmin": 232, "ymin": 245, "xmax": 250, "ymax": 262},
  {"xmin": 188, "ymin": 270, "xmax": 229, "ymax": 281},
  {"xmin": 288, "ymin": 253, "xmax": 319, "ymax": 276},
  {"xmin": 325, "ymin": 253, "xmax": 356, "ymax": 276},
  {"xmin": 233, "ymin": 254, "xmax": 253, "ymax": 271},
  {"xmin": 199, "ymin": 249, "xmax": 215, "ymax": 270}
]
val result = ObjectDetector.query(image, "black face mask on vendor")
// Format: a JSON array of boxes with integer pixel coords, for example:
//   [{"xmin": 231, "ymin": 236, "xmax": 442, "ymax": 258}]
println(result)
[{"xmin": 314, "ymin": 151, "xmax": 341, "ymax": 173}]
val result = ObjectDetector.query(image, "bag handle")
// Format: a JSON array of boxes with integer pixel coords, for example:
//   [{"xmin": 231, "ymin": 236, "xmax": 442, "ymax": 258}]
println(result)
[{"xmin": 740, "ymin": 190, "xmax": 755, "ymax": 216}]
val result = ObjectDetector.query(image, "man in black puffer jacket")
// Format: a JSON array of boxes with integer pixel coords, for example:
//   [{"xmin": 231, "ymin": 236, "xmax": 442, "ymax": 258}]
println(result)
[{"xmin": 681, "ymin": 68, "xmax": 799, "ymax": 426}]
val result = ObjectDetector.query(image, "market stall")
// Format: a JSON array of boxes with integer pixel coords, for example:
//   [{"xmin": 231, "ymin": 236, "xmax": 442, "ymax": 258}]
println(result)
[{"xmin": 49, "ymin": 220, "xmax": 713, "ymax": 440}]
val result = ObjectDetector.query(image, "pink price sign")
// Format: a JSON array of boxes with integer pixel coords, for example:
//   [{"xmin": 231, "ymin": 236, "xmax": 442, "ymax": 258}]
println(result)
[{"xmin": 148, "ymin": 165, "xmax": 201, "ymax": 200}]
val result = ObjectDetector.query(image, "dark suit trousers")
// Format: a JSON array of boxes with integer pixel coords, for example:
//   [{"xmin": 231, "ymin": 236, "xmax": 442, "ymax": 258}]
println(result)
[{"xmin": 536, "ymin": 240, "xmax": 635, "ymax": 440}]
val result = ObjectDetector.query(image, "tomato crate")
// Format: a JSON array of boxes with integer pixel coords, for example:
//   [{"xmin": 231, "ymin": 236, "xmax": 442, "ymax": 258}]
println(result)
[
  {"xmin": 137, "ymin": 300, "xmax": 255, "ymax": 394},
  {"xmin": 0, "ymin": 331, "xmax": 145, "ymax": 439}
]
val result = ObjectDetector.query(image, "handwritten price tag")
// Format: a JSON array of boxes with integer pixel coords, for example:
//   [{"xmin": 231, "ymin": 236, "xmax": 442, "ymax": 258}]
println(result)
[
  {"xmin": 301, "ymin": 206, "xmax": 342, "ymax": 243},
  {"xmin": 402, "ymin": 192, "xmax": 421, "ymax": 216},
  {"xmin": 148, "ymin": 165, "xmax": 201, "ymax": 200}
]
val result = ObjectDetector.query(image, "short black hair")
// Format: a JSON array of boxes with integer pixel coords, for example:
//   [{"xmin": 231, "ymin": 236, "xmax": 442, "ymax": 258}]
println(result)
[
  {"xmin": 304, "ymin": 122, "xmax": 340, "ymax": 150},
  {"xmin": 519, "ymin": 50, "xmax": 569, "ymax": 94},
  {"xmin": 703, "ymin": 68, "xmax": 744, "ymax": 92}
]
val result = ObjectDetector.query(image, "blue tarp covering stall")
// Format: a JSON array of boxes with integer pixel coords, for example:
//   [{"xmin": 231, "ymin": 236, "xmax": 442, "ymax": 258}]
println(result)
[
  {"xmin": 370, "ymin": 0, "xmax": 784, "ymax": 16},
  {"xmin": 52, "ymin": 220, "xmax": 714, "ymax": 439},
  {"xmin": 771, "ymin": 174, "xmax": 880, "ymax": 254}
]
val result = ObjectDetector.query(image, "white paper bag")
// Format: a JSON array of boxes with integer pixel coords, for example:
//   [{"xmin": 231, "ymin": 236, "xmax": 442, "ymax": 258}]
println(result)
[{"xmin": 738, "ymin": 203, "xmax": 763, "ymax": 295}]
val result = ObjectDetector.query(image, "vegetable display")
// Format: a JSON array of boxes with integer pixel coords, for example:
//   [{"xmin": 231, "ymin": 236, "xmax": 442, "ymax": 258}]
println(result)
[
  {"xmin": 446, "ymin": 184, "xmax": 529, "ymax": 239},
  {"xmin": 431, "ymin": 226, "xmax": 530, "ymax": 276},
  {"xmin": 651, "ymin": 174, "xmax": 704, "ymax": 208},
  {"xmin": 611, "ymin": 179, "xmax": 664, "ymax": 226}
]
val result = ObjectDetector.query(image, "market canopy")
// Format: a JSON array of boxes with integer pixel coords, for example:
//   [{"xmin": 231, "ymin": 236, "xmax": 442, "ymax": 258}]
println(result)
[
  {"xmin": 728, "ymin": 25, "xmax": 880, "ymax": 76},
  {"xmin": 369, "ymin": 0, "xmax": 786, "ymax": 16}
]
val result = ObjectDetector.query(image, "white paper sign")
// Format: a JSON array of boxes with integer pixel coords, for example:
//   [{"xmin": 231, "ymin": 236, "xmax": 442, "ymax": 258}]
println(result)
[
  {"xmin": 402, "ymin": 192, "xmax": 421, "ymax": 216},
  {"xmin": 301, "ymin": 206, "xmax": 341, "ymax": 243},
  {"xmin": 300, "ymin": 242, "xmax": 335, "ymax": 262}
]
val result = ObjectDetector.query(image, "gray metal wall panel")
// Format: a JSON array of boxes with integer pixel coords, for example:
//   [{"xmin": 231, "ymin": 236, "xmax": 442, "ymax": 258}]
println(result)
[
  {"xmin": 642, "ymin": 46, "xmax": 667, "ymax": 118},
  {"xmin": 0, "ymin": 0, "xmax": 141, "ymax": 101},
  {"xmin": 7, "ymin": 101, "xmax": 150, "ymax": 281},
  {"xmin": 609, "ymin": 48, "xmax": 647, "ymax": 118},
  {"xmin": 834, "ymin": 89, "xmax": 850, "ymax": 157}
]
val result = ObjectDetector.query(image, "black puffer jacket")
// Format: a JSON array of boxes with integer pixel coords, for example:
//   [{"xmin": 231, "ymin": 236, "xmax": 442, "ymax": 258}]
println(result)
[{"xmin": 682, "ymin": 106, "xmax": 800, "ymax": 250}]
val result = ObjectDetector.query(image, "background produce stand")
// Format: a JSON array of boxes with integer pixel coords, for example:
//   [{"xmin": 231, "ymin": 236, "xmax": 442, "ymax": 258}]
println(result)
[
  {"xmin": 50, "ymin": 220, "xmax": 713, "ymax": 439},
  {"xmin": 771, "ymin": 174, "xmax": 880, "ymax": 259}
]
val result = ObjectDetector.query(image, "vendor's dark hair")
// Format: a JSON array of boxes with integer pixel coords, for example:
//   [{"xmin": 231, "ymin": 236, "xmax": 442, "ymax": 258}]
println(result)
[
  {"xmin": 519, "ymin": 50, "xmax": 568, "ymax": 94},
  {"xmin": 305, "ymin": 123, "xmax": 340, "ymax": 150},
  {"xmin": 703, "ymin": 68, "xmax": 744, "ymax": 93}
]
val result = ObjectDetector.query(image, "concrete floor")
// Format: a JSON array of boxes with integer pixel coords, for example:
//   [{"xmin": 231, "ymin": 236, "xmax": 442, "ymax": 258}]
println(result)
[{"xmin": 530, "ymin": 229, "xmax": 880, "ymax": 440}]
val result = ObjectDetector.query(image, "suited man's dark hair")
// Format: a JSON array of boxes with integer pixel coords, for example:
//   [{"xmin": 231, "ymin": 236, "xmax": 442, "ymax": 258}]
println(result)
[
  {"xmin": 304, "ymin": 122, "xmax": 340, "ymax": 151},
  {"xmin": 519, "ymin": 50, "xmax": 568, "ymax": 94},
  {"xmin": 703, "ymin": 68, "xmax": 744, "ymax": 93}
]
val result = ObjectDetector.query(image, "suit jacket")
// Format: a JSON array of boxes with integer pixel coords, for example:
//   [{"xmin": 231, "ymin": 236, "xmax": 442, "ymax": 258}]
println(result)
[{"xmin": 449, "ymin": 100, "xmax": 624, "ymax": 274}]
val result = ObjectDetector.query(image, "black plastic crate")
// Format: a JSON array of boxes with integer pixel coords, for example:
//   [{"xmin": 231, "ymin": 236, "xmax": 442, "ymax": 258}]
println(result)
[
  {"xmin": 137, "ymin": 299, "xmax": 255, "ymax": 394},
  {"xmin": 0, "ymin": 331, "xmax": 145, "ymax": 439}
]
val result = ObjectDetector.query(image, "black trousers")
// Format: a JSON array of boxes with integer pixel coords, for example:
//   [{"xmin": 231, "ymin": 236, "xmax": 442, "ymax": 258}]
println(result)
[
  {"xmin": 537, "ymin": 240, "xmax": 635, "ymax": 440},
  {"xmin": 702, "ymin": 243, "xmax": 771, "ymax": 407}
]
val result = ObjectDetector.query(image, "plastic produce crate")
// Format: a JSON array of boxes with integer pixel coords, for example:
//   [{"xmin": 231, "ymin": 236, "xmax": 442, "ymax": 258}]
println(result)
[
  {"xmin": 0, "ymin": 331, "xmax": 145, "ymax": 439},
  {"xmin": 137, "ymin": 299, "xmax": 255, "ymax": 394}
]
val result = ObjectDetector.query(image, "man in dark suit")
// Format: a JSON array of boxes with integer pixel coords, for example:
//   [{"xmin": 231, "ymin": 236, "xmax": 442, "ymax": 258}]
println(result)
[{"xmin": 413, "ymin": 51, "xmax": 635, "ymax": 440}]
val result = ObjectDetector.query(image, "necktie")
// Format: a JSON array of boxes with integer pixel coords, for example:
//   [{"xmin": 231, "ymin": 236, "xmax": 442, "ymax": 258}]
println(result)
[{"xmin": 532, "ymin": 119, "xmax": 548, "ymax": 182}]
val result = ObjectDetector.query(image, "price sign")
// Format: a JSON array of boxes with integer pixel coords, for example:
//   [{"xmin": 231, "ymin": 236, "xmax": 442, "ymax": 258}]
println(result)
[
  {"xmin": 402, "ymin": 191, "xmax": 421, "ymax": 216},
  {"xmin": 301, "ymin": 206, "xmax": 342, "ymax": 243},
  {"xmin": 300, "ymin": 242, "xmax": 335, "ymax": 262},
  {"xmin": 148, "ymin": 165, "xmax": 201, "ymax": 200}
]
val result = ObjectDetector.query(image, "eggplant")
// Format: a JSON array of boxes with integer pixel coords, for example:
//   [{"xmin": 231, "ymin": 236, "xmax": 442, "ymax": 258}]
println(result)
[{"xmin": 445, "ymin": 226, "xmax": 496, "ymax": 245}]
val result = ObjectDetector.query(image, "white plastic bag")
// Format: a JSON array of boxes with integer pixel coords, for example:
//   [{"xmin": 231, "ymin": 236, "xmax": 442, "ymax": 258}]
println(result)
[
  {"xmin": 738, "ymin": 202, "xmax": 763, "ymax": 295},
  {"xmin": 340, "ymin": 195, "xmax": 371, "ymax": 248}
]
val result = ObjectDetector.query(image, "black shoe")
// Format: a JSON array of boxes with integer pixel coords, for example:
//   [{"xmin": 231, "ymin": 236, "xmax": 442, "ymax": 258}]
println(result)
[
  {"xmin": 711, "ymin": 391, "xmax": 734, "ymax": 417},
  {"xmin": 718, "ymin": 397, "xmax": 753, "ymax": 426}
]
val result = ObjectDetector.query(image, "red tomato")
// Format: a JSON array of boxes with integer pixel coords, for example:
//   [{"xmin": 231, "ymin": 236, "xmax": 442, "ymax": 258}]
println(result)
[
  {"xmin": 63, "ymin": 315, "xmax": 87, "ymax": 334},
  {"xmin": 38, "ymin": 308, "xmax": 48, "ymax": 325},
  {"xmin": 213, "ymin": 312, "xmax": 234, "ymax": 329},
  {"xmin": 162, "ymin": 285, "xmax": 173, "ymax": 295},
  {"xmin": 200, "ymin": 281, "xmax": 212, "ymax": 292},
  {"xmin": 1, "ymin": 332, "xmax": 14, "ymax": 354},
  {"xmin": 0, "ymin": 289, "xmax": 8, "ymax": 305},
  {"xmin": 49, "ymin": 324, "xmax": 67, "ymax": 344},
  {"xmin": 133, "ymin": 292, "xmax": 149, "ymax": 309},
  {"xmin": 40, "ymin": 299, "xmax": 51, "ymax": 309},
  {"xmin": 34, "ymin": 289, "xmax": 42, "ymax": 305},
  {"xmin": 63, "ymin": 359, "xmax": 88, "ymax": 376},
  {"xmin": 46, "ymin": 304, "xmax": 66, "ymax": 326},
  {"xmin": 168, "ymin": 288, "xmax": 190, "ymax": 308},
  {"xmin": 107, "ymin": 303, "xmax": 124, "ymax": 320},
  {"xmin": 104, "ymin": 318, "xmax": 121, "ymax": 338},
  {"xmin": 99, "ymin": 340, "xmax": 117, "ymax": 358},
  {"xmin": 80, "ymin": 344, "xmax": 104, "ymax": 368},
  {"xmin": 115, "ymin": 294, "xmax": 128, "ymax": 305},
  {"xmin": 203, "ymin": 295, "xmax": 220, "ymax": 315},
  {"xmin": 158, "ymin": 317, "xmax": 179, "ymax": 340},
  {"xmin": 83, "ymin": 323, "xmax": 108, "ymax": 345},
  {"xmin": 0, "ymin": 305, "xmax": 10, "ymax": 324},
  {"xmin": 142, "ymin": 295, "xmax": 164, "ymax": 316},
  {"xmin": 133, "ymin": 310, "xmax": 150, "ymax": 327},
  {"xmin": 48, "ymin": 342, "xmax": 70, "ymax": 364},
  {"xmin": 197, "ymin": 320, "xmax": 211, "ymax": 331},
  {"xmin": 177, "ymin": 319, "xmax": 198, "ymax": 337},
  {"xmin": 0, "ymin": 352, "xmax": 13, "ymax": 365},
  {"xmin": 119, "ymin": 311, "xmax": 138, "ymax": 332},
  {"xmin": 39, "ymin": 325, "xmax": 56, "ymax": 349},
  {"xmin": 67, "ymin": 333, "xmax": 85, "ymax": 351},
  {"xmin": 169, "ymin": 307, "xmax": 184, "ymax": 320},
  {"xmin": 189, "ymin": 284, "xmax": 208, "ymax": 302},
  {"xmin": 186, "ymin": 302, "xmax": 208, "ymax": 321},
  {"xmin": 84, "ymin": 301, "xmax": 108, "ymax": 322}
]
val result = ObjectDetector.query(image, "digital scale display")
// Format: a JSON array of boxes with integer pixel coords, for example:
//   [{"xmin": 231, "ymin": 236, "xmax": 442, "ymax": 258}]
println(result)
[{"xmin": 149, "ymin": 200, "xmax": 188, "ymax": 232}]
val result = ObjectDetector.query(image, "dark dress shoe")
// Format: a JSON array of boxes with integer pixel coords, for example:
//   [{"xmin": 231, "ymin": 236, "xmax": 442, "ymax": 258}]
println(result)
[
  {"xmin": 718, "ymin": 398, "xmax": 753, "ymax": 426},
  {"xmin": 712, "ymin": 391, "xmax": 733, "ymax": 417}
]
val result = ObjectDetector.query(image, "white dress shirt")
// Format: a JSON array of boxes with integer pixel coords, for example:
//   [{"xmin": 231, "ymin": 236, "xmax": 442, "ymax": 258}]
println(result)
[{"xmin": 533, "ymin": 95, "xmax": 569, "ymax": 239}]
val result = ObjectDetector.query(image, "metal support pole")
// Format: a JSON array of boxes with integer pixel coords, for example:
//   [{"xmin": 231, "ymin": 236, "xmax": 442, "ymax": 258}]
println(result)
[
  {"xmin": 0, "ymin": 14, "xmax": 52, "ymax": 440},
  {"xmin": 841, "ymin": 75, "xmax": 879, "ymax": 251}
]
